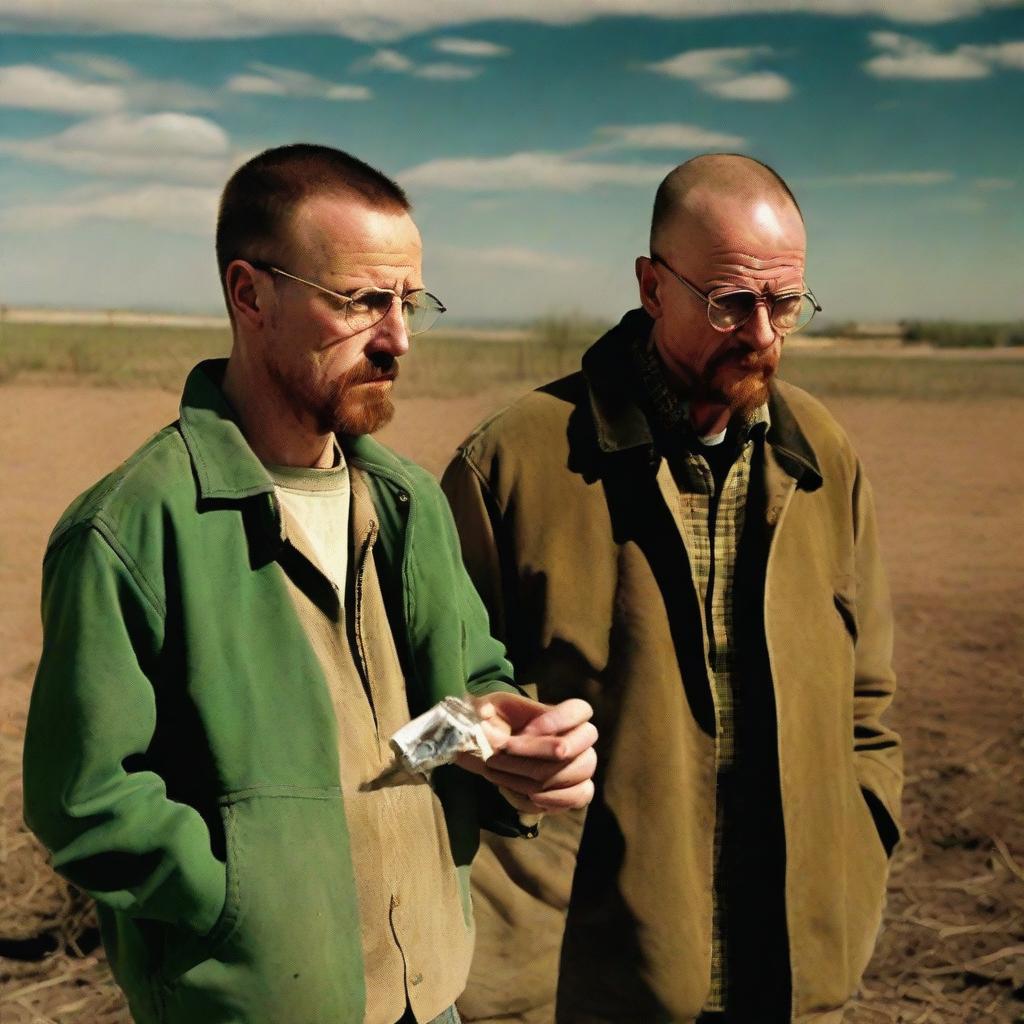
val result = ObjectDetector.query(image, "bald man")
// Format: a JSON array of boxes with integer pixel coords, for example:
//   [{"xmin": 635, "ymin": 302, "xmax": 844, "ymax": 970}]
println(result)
[{"xmin": 442, "ymin": 155, "xmax": 902, "ymax": 1023}]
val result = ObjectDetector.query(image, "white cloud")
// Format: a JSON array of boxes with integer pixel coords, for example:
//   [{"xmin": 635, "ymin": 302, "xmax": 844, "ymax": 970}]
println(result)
[
  {"xmin": 401, "ymin": 151, "xmax": 670, "ymax": 191},
  {"xmin": 226, "ymin": 62, "xmax": 370, "ymax": 99},
  {"xmin": 804, "ymin": 171, "xmax": 954, "ymax": 185},
  {"xmin": 645, "ymin": 46, "xmax": 770, "ymax": 80},
  {"xmin": 0, "ymin": 1, "xmax": 1018, "ymax": 40},
  {"xmin": 594, "ymin": 122, "xmax": 745, "ymax": 150},
  {"xmin": 0, "ymin": 183, "xmax": 218, "ymax": 234},
  {"xmin": 355, "ymin": 48, "xmax": 415, "ymax": 72},
  {"xmin": 226, "ymin": 74, "xmax": 287, "ymax": 95},
  {"xmin": 0, "ymin": 64, "xmax": 125, "ymax": 113},
  {"xmin": 58, "ymin": 52, "xmax": 137, "ymax": 80},
  {"xmin": 353, "ymin": 48, "xmax": 480, "ymax": 80},
  {"xmin": 0, "ymin": 112, "xmax": 235, "ymax": 185},
  {"xmin": 865, "ymin": 32, "xmax": 1024, "ymax": 80},
  {"xmin": 704, "ymin": 71, "xmax": 793, "ymax": 100},
  {"xmin": 643, "ymin": 46, "xmax": 794, "ymax": 101},
  {"xmin": 432, "ymin": 37, "xmax": 511, "ymax": 57},
  {"xmin": 979, "ymin": 41, "xmax": 1024, "ymax": 69},
  {"xmin": 34, "ymin": 53, "xmax": 217, "ymax": 110},
  {"xmin": 414, "ymin": 62, "xmax": 480, "ymax": 80}
]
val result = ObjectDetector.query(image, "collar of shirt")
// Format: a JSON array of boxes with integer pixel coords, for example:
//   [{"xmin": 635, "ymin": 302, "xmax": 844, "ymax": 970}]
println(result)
[{"xmin": 630, "ymin": 331, "xmax": 770, "ymax": 451}]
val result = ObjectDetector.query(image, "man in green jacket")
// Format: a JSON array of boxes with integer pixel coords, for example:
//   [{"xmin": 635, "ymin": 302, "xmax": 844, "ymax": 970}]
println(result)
[
  {"xmin": 23, "ymin": 144, "xmax": 597, "ymax": 1024},
  {"xmin": 443, "ymin": 154, "xmax": 902, "ymax": 1023}
]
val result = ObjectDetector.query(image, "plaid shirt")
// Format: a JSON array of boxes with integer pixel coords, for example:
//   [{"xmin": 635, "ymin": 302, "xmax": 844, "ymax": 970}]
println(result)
[{"xmin": 632, "ymin": 337, "xmax": 770, "ymax": 1013}]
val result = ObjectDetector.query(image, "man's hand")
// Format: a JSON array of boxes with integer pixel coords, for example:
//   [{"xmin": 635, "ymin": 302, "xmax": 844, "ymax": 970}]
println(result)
[{"xmin": 457, "ymin": 693, "xmax": 597, "ymax": 815}]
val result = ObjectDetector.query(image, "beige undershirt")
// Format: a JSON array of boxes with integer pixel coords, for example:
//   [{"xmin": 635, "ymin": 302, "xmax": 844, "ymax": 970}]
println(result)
[
  {"xmin": 266, "ymin": 441, "xmax": 350, "ymax": 594},
  {"xmin": 265, "ymin": 454, "xmax": 473, "ymax": 1024}
]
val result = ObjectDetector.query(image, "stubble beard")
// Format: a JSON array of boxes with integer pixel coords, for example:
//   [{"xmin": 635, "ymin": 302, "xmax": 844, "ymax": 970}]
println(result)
[
  {"xmin": 268, "ymin": 354, "xmax": 398, "ymax": 437},
  {"xmin": 701, "ymin": 346, "xmax": 780, "ymax": 415}
]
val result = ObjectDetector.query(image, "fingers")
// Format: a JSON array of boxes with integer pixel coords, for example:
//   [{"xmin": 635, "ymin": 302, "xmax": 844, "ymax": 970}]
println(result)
[
  {"xmin": 495, "ymin": 774, "xmax": 595, "ymax": 814},
  {"xmin": 530, "ymin": 779, "xmax": 595, "ymax": 812},
  {"xmin": 479, "ymin": 715, "xmax": 512, "ymax": 752},
  {"xmin": 465, "ymin": 693, "xmax": 599, "ymax": 815},
  {"xmin": 498, "ymin": 720, "xmax": 598, "ymax": 762},
  {"xmin": 472, "ymin": 692, "xmax": 549, "ymax": 733},
  {"xmin": 496, "ymin": 786, "xmax": 548, "ymax": 816},
  {"xmin": 453, "ymin": 751, "xmax": 489, "ymax": 777},
  {"xmin": 520, "ymin": 698, "xmax": 594, "ymax": 736},
  {"xmin": 482, "ymin": 746, "xmax": 597, "ymax": 792}
]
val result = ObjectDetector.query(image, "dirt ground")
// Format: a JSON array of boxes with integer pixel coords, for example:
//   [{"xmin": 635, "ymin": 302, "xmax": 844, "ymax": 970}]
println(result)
[{"xmin": 1, "ymin": 382, "xmax": 1021, "ymax": 1022}]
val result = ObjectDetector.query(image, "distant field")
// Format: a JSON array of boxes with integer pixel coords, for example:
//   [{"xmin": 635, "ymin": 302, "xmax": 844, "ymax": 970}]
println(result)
[{"xmin": 2, "ymin": 321, "xmax": 1024, "ymax": 398}]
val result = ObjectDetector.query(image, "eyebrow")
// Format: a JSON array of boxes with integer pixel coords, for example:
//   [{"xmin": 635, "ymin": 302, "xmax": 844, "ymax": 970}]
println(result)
[{"xmin": 333, "ymin": 275, "xmax": 422, "ymax": 297}]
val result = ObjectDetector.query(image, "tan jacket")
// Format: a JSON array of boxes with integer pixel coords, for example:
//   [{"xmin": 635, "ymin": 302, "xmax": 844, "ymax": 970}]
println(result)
[{"xmin": 442, "ymin": 313, "xmax": 902, "ymax": 1023}]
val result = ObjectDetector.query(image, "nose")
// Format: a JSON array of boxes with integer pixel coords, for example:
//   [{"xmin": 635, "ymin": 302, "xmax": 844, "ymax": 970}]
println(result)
[
  {"xmin": 738, "ymin": 302, "xmax": 776, "ymax": 351},
  {"xmin": 370, "ymin": 295, "xmax": 411, "ymax": 358}
]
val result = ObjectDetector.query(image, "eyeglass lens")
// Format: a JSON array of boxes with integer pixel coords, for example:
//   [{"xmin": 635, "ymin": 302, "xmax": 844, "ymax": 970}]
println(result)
[
  {"xmin": 344, "ymin": 291, "xmax": 444, "ymax": 336},
  {"xmin": 711, "ymin": 293, "xmax": 816, "ymax": 332}
]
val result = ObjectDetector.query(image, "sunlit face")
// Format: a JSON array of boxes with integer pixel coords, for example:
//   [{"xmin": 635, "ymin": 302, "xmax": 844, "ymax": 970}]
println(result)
[
  {"xmin": 641, "ymin": 193, "xmax": 807, "ymax": 414},
  {"xmin": 258, "ymin": 194, "xmax": 423, "ymax": 436}
]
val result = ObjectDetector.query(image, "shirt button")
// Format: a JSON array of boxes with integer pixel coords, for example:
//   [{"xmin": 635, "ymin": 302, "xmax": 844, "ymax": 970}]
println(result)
[
  {"xmin": 410, "ymin": 972, "xmax": 423, "ymax": 986},
  {"xmin": 397, "ymin": 491, "xmax": 409, "ymax": 503}
]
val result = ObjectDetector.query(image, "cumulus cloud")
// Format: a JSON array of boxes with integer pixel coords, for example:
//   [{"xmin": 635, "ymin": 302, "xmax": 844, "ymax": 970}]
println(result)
[
  {"xmin": 41, "ymin": 54, "xmax": 218, "ymax": 111},
  {"xmin": 593, "ymin": 122, "xmax": 745, "ymax": 150},
  {"xmin": 0, "ymin": 183, "xmax": 218, "ymax": 234},
  {"xmin": 864, "ymin": 32, "xmax": 1024, "ymax": 79},
  {"xmin": 402, "ymin": 119, "xmax": 748, "ymax": 191},
  {"xmin": 644, "ymin": 47, "xmax": 794, "ymax": 101},
  {"xmin": 226, "ymin": 62, "xmax": 370, "ymax": 99},
  {"xmin": 0, "ymin": 1, "xmax": 1017, "ymax": 40},
  {"xmin": 0, "ymin": 64, "xmax": 125, "ymax": 113},
  {"xmin": 0, "ymin": 112, "xmax": 236, "ymax": 185},
  {"xmin": 432, "ymin": 37, "xmax": 511, "ymax": 57},
  {"xmin": 401, "ymin": 151, "xmax": 670, "ymax": 191}
]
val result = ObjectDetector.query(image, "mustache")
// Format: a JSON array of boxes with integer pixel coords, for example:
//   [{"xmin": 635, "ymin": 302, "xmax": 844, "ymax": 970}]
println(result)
[
  {"xmin": 708, "ymin": 345, "xmax": 779, "ymax": 376},
  {"xmin": 348, "ymin": 353, "xmax": 399, "ymax": 384}
]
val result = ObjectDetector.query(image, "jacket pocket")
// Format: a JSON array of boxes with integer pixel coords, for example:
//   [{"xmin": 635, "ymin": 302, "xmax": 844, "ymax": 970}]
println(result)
[
  {"xmin": 158, "ymin": 786, "xmax": 365, "ymax": 1024},
  {"xmin": 841, "ymin": 771, "xmax": 890, "ymax": 991},
  {"xmin": 832, "ymin": 575, "xmax": 858, "ymax": 643}
]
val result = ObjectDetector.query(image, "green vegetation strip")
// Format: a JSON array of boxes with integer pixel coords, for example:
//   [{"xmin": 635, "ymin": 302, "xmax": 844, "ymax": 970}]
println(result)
[{"xmin": 2, "ymin": 323, "xmax": 1023, "ymax": 398}]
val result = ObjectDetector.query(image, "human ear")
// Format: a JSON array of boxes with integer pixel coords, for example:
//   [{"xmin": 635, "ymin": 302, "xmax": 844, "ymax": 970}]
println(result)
[
  {"xmin": 226, "ymin": 261, "xmax": 265, "ymax": 330},
  {"xmin": 635, "ymin": 256, "xmax": 661, "ymax": 319}
]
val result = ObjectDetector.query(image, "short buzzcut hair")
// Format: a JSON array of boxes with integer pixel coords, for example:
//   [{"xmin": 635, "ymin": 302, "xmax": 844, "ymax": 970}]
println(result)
[
  {"xmin": 650, "ymin": 153, "xmax": 802, "ymax": 253},
  {"xmin": 215, "ymin": 143, "xmax": 410, "ymax": 291}
]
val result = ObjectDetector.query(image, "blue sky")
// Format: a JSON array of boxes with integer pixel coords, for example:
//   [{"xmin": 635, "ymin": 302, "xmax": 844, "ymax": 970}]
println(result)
[{"xmin": 0, "ymin": 1, "xmax": 1021, "ymax": 324}]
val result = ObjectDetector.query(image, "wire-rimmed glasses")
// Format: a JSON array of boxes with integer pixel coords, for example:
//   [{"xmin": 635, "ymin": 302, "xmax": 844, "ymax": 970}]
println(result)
[
  {"xmin": 247, "ymin": 260, "xmax": 447, "ymax": 336},
  {"xmin": 650, "ymin": 254, "xmax": 821, "ymax": 334}
]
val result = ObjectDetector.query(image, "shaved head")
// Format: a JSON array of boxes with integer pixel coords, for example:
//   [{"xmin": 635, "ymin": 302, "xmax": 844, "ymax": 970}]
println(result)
[
  {"xmin": 650, "ymin": 153, "xmax": 802, "ymax": 254},
  {"xmin": 637, "ymin": 153, "xmax": 810, "ymax": 429}
]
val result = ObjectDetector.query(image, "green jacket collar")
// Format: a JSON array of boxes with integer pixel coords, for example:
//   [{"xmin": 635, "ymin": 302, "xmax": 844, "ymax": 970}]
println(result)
[
  {"xmin": 179, "ymin": 360, "xmax": 276, "ymax": 502},
  {"xmin": 581, "ymin": 308, "xmax": 822, "ymax": 488},
  {"xmin": 179, "ymin": 359, "xmax": 415, "ymax": 502}
]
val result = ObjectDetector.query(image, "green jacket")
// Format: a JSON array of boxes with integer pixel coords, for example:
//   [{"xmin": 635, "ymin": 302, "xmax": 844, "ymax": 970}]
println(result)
[
  {"xmin": 443, "ymin": 311, "xmax": 902, "ymax": 1023},
  {"xmin": 23, "ymin": 360, "xmax": 522, "ymax": 1024}
]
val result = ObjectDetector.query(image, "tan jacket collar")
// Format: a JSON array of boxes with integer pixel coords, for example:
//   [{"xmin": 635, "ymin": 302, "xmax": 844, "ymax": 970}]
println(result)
[{"xmin": 581, "ymin": 308, "xmax": 822, "ymax": 488}]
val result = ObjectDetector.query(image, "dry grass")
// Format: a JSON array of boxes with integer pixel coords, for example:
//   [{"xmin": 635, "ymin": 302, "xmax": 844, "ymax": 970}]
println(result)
[{"xmin": 3, "ymin": 321, "xmax": 1024, "ymax": 399}]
